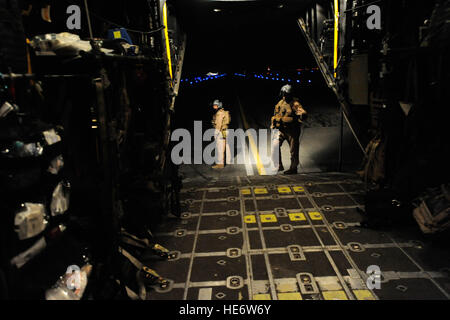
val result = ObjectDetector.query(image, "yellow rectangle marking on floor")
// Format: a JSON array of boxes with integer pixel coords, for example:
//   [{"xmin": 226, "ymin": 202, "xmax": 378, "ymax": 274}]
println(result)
[
  {"xmin": 277, "ymin": 292, "xmax": 303, "ymax": 300},
  {"xmin": 322, "ymin": 290, "xmax": 348, "ymax": 300},
  {"xmin": 198, "ymin": 288, "xmax": 212, "ymax": 300},
  {"xmin": 276, "ymin": 282, "xmax": 298, "ymax": 293},
  {"xmin": 241, "ymin": 189, "xmax": 251, "ymax": 195},
  {"xmin": 260, "ymin": 214, "xmax": 277, "ymax": 223},
  {"xmin": 309, "ymin": 211, "xmax": 323, "ymax": 220},
  {"xmin": 353, "ymin": 290, "xmax": 376, "ymax": 300},
  {"xmin": 277, "ymin": 186, "xmax": 292, "ymax": 194},
  {"xmin": 288, "ymin": 212, "xmax": 306, "ymax": 221},
  {"xmin": 293, "ymin": 186, "xmax": 305, "ymax": 192},
  {"xmin": 244, "ymin": 215, "xmax": 256, "ymax": 224},
  {"xmin": 254, "ymin": 188, "xmax": 268, "ymax": 195},
  {"xmin": 253, "ymin": 294, "xmax": 271, "ymax": 300}
]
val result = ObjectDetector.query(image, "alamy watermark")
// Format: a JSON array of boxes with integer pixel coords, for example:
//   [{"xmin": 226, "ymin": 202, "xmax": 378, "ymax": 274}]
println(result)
[
  {"xmin": 66, "ymin": 5, "xmax": 81, "ymax": 30},
  {"xmin": 366, "ymin": 265, "xmax": 382, "ymax": 290},
  {"xmin": 65, "ymin": 264, "xmax": 82, "ymax": 290},
  {"xmin": 170, "ymin": 121, "xmax": 280, "ymax": 169},
  {"xmin": 366, "ymin": 5, "xmax": 381, "ymax": 30}
]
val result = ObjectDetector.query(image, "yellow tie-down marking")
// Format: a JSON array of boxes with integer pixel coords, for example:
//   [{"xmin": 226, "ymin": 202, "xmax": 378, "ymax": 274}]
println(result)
[
  {"xmin": 353, "ymin": 290, "xmax": 376, "ymax": 300},
  {"xmin": 293, "ymin": 186, "xmax": 305, "ymax": 193},
  {"xmin": 254, "ymin": 188, "xmax": 268, "ymax": 195},
  {"xmin": 241, "ymin": 188, "xmax": 252, "ymax": 195},
  {"xmin": 277, "ymin": 292, "xmax": 303, "ymax": 300},
  {"xmin": 253, "ymin": 294, "xmax": 271, "ymax": 300},
  {"xmin": 288, "ymin": 212, "xmax": 306, "ymax": 221},
  {"xmin": 260, "ymin": 214, "xmax": 278, "ymax": 223},
  {"xmin": 308, "ymin": 211, "xmax": 323, "ymax": 220},
  {"xmin": 277, "ymin": 186, "xmax": 292, "ymax": 194},
  {"xmin": 244, "ymin": 215, "xmax": 256, "ymax": 224},
  {"xmin": 322, "ymin": 290, "xmax": 348, "ymax": 300}
]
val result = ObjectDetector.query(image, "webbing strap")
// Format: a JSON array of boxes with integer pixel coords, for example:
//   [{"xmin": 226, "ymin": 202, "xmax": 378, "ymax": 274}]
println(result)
[
  {"xmin": 121, "ymin": 229, "xmax": 151, "ymax": 246},
  {"xmin": 115, "ymin": 279, "xmax": 140, "ymax": 300},
  {"xmin": 118, "ymin": 247, "xmax": 143, "ymax": 270}
]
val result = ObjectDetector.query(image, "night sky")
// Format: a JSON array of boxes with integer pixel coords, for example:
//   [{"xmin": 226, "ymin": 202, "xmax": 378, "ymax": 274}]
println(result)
[{"xmin": 173, "ymin": 0, "xmax": 316, "ymax": 74}]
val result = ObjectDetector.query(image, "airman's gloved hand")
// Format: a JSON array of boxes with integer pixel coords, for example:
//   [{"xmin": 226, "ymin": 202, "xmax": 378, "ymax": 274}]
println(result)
[{"xmin": 271, "ymin": 115, "xmax": 282, "ymax": 129}]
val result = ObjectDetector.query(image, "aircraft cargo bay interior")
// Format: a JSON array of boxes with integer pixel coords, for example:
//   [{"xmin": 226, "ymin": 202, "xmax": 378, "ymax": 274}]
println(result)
[{"xmin": 0, "ymin": 0, "xmax": 449, "ymax": 304}]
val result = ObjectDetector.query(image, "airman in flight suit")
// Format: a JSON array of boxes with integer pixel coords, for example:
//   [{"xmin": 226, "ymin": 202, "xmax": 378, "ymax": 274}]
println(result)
[
  {"xmin": 271, "ymin": 85, "xmax": 307, "ymax": 175},
  {"xmin": 211, "ymin": 99, "xmax": 231, "ymax": 169}
]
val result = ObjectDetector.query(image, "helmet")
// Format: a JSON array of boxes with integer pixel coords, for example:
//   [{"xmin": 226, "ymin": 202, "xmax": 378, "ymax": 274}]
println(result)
[
  {"xmin": 212, "ymin": 99, "xmax": 223, "ymax": 108},
  {"xmin": 280, "ymin": 84, "xmax": 292, "ymax": 96}
]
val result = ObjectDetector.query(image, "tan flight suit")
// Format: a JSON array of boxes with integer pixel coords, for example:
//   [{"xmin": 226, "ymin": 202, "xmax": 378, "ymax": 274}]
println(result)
[
  {"xmin": 212, "ymin": 108, "xmax": 231, "ymax": 165},
  {"xmin": 271, "ymin": 98, "xmax": 306, "ymax": 170}
]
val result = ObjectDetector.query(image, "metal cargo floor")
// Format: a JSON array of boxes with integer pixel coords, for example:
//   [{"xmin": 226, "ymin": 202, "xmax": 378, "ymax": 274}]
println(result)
[{"xmin": 143, "ymin": 173, "xmax": 450, "ymax": 300}]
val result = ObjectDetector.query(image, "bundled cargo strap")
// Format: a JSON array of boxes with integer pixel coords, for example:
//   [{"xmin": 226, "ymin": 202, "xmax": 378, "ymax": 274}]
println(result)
[
  {"xmin": 120, "ymin": 229, "xmax": 172, "ymax": 259},
  {"xmin": 118, "ymin": 246, "xmax": 146, "ymax": 300},
  {"xmin": 119, "ymin": 246, "xmax": 143, "ymax": 269},
  {"xmin": 119, "ymin": 246, "xmax": 170, "ymax": 283},
  {"xmin": 118, "ymin": 246, "xmax": 170, "ymax": 300},
  {"xmin": 357, "ymin": 134, "xmax": 386, "ymax": 186},
  {"xmin": 120, "ymin": 229, "xmax": 151, "ymax": 249},
  {"xmin": 115, "ymin": 279, "xmax": 140, "ymax": 300},
  {"xmin": 413, "ymin": 184, "xmax": 450, "ymax": 234}
]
